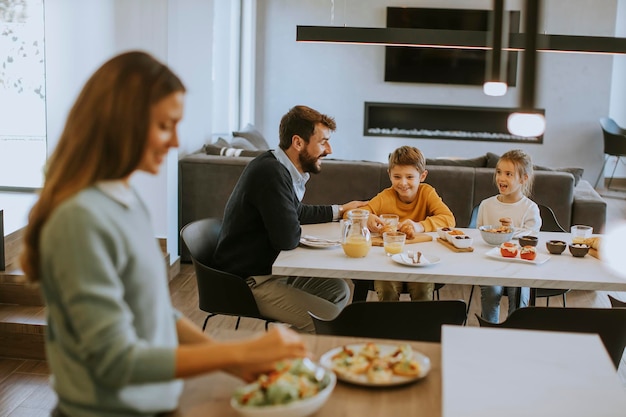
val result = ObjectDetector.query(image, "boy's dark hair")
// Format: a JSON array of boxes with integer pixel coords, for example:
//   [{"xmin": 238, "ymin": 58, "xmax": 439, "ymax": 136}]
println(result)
[
  {"xmin": 278, "ymin": 105, "xmax": 336, "ymax": 150},
  {"xmin": 388, "ymin": 146, "xmax": 426, "ymax": 173}
]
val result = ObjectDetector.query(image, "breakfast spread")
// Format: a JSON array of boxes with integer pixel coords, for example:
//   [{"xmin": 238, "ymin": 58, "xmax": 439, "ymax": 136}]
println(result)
[
  {"xmin": 329, "ymin": 343, "xmax": 421, "ymax": 383},
  {"xmin": 485, "ymin": 226, "xmax": 513, "ymax": 234}
]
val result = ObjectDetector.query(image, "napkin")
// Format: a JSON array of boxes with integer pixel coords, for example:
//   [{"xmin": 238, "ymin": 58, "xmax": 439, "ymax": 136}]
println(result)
[{"xmin": 401, "ymin": 253, "xmax": 430, "ymax": 265}]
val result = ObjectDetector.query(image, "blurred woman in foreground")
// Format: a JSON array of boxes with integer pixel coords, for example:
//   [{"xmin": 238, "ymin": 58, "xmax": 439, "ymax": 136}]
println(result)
[{"xmin": 21, "ymin": 51, "xmax": 307, "ymax": 417}]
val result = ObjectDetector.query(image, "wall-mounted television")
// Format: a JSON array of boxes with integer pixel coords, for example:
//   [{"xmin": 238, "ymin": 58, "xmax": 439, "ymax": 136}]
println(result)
[{"xmin": 384, "ymin": 7, "xmax": 520, "ymax": 86}]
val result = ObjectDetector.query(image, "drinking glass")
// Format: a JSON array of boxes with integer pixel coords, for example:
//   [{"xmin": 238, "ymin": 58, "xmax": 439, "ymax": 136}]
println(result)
[
  {"xmin": 380, "ymin": 214, "xmax": 399, "ymax": 234},
  {"xmin": 383, "ymin": 231, "xmax": 406, "ymax": 256},
  {"xmin": 571, "ymin": 225, "xmax": 592, "ymax": 244}
]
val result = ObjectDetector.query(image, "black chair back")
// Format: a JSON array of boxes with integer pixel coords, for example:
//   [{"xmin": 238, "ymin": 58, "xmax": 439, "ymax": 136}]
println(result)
[
  {"xmin": 538, "ymin": 204, "xmax": 567, "ymax": 233},
  {"xmin": 310, "ymin": 300, "xmax": 467, "ymax": 343},
  {"xmin": 180, "ymin": 218, "xmax": 268, "ymax": 329},
  {"xmin": 608, "ymin": 295, "xmax": 626, "ymax": 308},
  {"xmin": 476, "ymin": 307, "xmax": 626, "ymax": 369},
  {"xmin": 600, "ymin": 117, "xmax": 626, "ymax": 157}
]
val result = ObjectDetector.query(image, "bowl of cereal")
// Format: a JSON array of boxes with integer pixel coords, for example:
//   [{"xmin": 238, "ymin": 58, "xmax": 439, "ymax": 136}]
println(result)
[
  {"xmin": 231, "ymin": 359, "xmax": 336, "ymax": 417},
  {"xmin": 478, "ymin": 225, "xmax": 514, "ymax": 246}
]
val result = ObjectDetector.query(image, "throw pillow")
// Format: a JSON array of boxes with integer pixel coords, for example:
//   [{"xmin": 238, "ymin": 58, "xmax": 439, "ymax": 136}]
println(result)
[
  {"xmin": 233, "ymin": 123, "xmax": 270, "ymax": 150},
  {"xmin": 214, "ymin": 137, "xmax": 230, "ymax": 148},
  {"xmin": 486, "ymin": 152, "xmax": 501, "ymax": 168},
  {"xmin": 230, "ymin": 136, "xmax": 258, "ymax": 151},
  {"xmin": 425, "ymin": 155, "xmax": 488, "ymax": 167},
  {"xmin": 203, "ymin": 143, "xmax": 264, "ymax": 158},
  {"xmin": 534, "ymin": 164, "xmax": 584, "ymax": 186}
]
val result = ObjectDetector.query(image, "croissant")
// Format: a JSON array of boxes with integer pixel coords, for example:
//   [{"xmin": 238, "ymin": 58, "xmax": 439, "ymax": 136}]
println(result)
[{"xmin": 583, "ymin": 237, "xmax": 601, "ymax": 250}]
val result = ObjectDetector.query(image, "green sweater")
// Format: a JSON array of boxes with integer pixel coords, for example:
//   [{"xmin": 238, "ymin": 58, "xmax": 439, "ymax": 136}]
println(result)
[{"xmin": 39, "ymin": 184, "xmax": 182, "ymax": 417}]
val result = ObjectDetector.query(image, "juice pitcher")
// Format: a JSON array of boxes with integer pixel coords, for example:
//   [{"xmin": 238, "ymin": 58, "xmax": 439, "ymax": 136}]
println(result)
[{"xmin": 341, "ymin": 209, "xmax": 372, "ymax": 258}]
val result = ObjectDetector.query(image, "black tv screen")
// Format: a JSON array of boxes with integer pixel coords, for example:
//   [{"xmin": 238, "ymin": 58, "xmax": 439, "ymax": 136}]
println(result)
[{"xmin": 385, "ymin": 7, "xmax": 520, "ymax": 86}]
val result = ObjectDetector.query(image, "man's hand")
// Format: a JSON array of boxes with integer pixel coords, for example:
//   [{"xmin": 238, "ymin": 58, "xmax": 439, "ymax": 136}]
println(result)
[{"xmin": 339, "ymin": 201, "xmax": 368, "ymax": 218}]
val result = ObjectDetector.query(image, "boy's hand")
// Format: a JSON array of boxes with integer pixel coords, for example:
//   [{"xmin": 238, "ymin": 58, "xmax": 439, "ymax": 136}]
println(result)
[{"xmin": 367, "ymin": 214, "xmax": 384, "ymax": 232}]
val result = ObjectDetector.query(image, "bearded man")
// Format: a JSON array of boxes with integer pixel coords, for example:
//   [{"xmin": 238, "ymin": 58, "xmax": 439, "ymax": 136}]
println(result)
[{"xmin": 213, "ymin": 105, "xmax": 365, "ymax": 333}]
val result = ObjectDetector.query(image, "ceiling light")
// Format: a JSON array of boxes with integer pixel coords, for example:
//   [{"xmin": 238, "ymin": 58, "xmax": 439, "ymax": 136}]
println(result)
[{"xmin": 484, "ymin": 0, "xmax": 508, "ymax": 96}]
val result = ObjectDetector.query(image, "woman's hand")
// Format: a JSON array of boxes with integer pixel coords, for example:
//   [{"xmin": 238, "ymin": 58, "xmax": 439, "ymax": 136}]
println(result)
[{"xmin": 227, "ymin": 326, "xmax": 309, "ymax": 382}]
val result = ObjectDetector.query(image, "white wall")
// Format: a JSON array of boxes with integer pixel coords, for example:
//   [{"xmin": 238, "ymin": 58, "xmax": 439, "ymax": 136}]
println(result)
[
  {"xmin": 44, "ymin": 0, "xmax": 213, "ymax": 261},
  {"xmin": 256, "ymin": 0, "xmax": 619, "ymax": 182},
  {"xmin": 608, "ymin": 0, "xmax": 626, "ymax": 179}
]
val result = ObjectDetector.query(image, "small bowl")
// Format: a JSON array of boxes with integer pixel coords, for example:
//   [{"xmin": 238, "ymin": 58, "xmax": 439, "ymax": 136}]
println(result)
[
  {"xmin": 546, "ymin": 240, "xmax": 567, "ymax": 254},
  {"xmin": 437, "ymin": 227, "xmax": 453, "ymax": 240},
  {"xmin": 451, "ymin": 234, "xmax": 473, "ymax": 249},
  {"xmin": 231, "ymin": 369, "xmax": 336, "ymax": 417},
  {"xmin": 518, "ymin": 235, "xmax": 538, "ymax": 247},
  {"xmin": 478, "ymin": 225, "xmax": 514, "ymax": 246},
  {"xmin": 569, "ymin": 243, "xmax": 590, "ymax": 258}
]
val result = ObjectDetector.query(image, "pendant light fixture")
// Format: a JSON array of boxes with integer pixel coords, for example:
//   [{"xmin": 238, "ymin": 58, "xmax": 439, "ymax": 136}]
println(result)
[
  {"xmin": 507, "ymin": 0, "xmax": 545, "ymax": 137},
  {"xmin": 484, "ymin": 0, "xmax": 508, "ymax": 96}
]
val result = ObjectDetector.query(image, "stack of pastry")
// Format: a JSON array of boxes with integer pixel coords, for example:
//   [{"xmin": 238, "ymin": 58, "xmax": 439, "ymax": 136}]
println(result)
[{"xmin": 583, "ymin": 237, "xmax": 601, "ymax": 259}]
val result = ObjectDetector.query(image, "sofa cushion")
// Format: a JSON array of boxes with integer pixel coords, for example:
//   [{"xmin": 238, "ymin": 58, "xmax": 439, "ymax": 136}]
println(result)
[
  {"xmin": 426, "ymin": 155, "xmax": 487, "ymax": 167},
  {"xmin": 203, "ymin": 143, "xmax": 264, "ymax": 158},
  {"xmin": 233, "ymin": 123, "xmax": 270, "ymax": 150}
]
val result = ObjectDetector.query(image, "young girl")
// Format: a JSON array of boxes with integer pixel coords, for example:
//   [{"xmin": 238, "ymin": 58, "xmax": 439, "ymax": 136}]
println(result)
[
  {"xmin": 21, "ymin": 51, "xmax": 307, "ymax": 417},
  {"xmin": 477, "ymin": 149, "xmax": 542, "ymax": 323}
]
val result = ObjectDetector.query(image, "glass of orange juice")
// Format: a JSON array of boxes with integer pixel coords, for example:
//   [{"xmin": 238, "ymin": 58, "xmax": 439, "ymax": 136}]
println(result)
[
  {"xmin": 571, "ymin": 225, "xmax": 592, "ymax": 244},
  {"xmin": 383, "ymin": 231, "xmax": 406, "ymax": 256}
]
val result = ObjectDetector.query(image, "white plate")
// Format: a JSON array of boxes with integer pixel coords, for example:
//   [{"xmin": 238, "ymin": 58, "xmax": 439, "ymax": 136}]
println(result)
[
  {"xmin": 319, "ymin": 343, "xmax": 431, "ymax": 387},
  {"xmin": 391, "ymin": 253, "xmax": 440, "ymax": 267},
  {"xmin": 485, "ymin": 247, "xmax": 550, "ymax": 265},
  {"xmin": 299, "ymin": 236, "xmax": 341, "ymax": 248}
]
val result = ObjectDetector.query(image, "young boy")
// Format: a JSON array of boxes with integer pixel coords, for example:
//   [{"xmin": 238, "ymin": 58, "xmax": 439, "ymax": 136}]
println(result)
[{"xmin": 364, "ymin": 146, "xmax": 455, "ymax": 301}]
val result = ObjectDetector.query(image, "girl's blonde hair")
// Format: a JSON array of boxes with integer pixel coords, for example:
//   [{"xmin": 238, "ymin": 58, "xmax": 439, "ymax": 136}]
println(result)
[
  {"xmin": 20, "ymin": 51, "xmax": 185, "ymax": 282},
  {"xmin": 496, "ymin": 149, "xmax": 534, "ymax": 196}
]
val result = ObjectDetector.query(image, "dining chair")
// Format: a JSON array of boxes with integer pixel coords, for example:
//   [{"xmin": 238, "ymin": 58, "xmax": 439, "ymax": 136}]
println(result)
[
  {"xmin": 467, "ymin": 204, "xmax": 570, "ymax": 317},
  {"xmin": 594, "ymin": 117, "xmax": 626, "ymax": 190},
  {"xmin": 309, "ymin": 300, "xmax": 467, "ymax": 343},
  {"xmin": 532, "ymin": 204, "xmax": 570, "ymax": 307},
  {"xmin": 180, "ymin": 218, "xmax": 275, "ymax": 331},
  {"xmin": 608, "ymin": 294, "xmax": 626, "ymax": 308},
  {"xmin": 476, "ymin": 306, "xmax": 626, "ymax": 369}
]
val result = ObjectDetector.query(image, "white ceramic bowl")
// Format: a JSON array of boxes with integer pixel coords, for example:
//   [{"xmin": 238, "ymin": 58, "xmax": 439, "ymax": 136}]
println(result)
[
  {"xmin": 436, "ymin": 227, "xmax": 452, "ymax": 240},
  {"xmin": 451, "ymin": 235, "xmax": 473, "ymax": 249},
  {"xmin": 231, "ymin": 370, "xmax": 336, "ymax": 417},
  {"xmin": 478, "ymin": 225, "xmax": 514, "ymax": 246}
]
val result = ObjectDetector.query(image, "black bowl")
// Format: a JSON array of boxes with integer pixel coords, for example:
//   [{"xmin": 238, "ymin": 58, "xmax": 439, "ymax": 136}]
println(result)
[
  {"xmin": 518, "ymin": 235, "xmax": 538, "ymax": 247},
  {"xmin": 546, "ymin": 240, "xmax": 567, "ymax": 255},
  {"xmin": 569, "ymin": 243, "xmax": 590, "ymax": 258}
]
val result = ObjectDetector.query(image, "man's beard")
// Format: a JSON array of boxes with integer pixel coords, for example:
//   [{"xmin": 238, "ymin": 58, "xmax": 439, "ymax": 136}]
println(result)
[{"xmin": 299, "ymin": 148, "xmax": 325, "ymax": 174}]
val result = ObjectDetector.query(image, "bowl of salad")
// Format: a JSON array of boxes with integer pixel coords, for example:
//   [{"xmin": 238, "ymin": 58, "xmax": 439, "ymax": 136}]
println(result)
[{"xmin": 231, "ymin": 358, "xmax": 336, "ymax": 417}]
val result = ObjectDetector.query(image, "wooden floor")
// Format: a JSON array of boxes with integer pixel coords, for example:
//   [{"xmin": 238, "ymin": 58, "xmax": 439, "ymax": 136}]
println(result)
[{"xmin": 2, "ymin": 186, "xmax": 626, "ymax": 416}]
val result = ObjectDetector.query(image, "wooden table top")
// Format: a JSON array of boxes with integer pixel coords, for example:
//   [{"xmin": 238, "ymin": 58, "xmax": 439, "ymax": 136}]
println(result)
[{"xmin": 166, "ymin": 329, "xmax": 442, "ymax": 417}]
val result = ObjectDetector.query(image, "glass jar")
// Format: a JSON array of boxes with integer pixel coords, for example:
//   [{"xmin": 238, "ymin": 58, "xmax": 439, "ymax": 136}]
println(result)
[{"xmin": 341, "ymin": 209, "xmax": 372, "ymax": 258}]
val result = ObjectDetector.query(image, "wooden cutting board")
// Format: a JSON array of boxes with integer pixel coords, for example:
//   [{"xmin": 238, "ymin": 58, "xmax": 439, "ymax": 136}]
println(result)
[
  {"xmin": 371, "ymin": 233, "xmax": 433, "ymax": 247},
  {"xmin": 436, "ymin": 237, "xmax": 474, "ymax": 252}
]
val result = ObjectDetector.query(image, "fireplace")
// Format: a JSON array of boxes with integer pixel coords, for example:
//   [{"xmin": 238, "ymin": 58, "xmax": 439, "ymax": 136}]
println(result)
[{"xmin": 364, "ymin": 102, "xmax": 544, "ymax": 144}]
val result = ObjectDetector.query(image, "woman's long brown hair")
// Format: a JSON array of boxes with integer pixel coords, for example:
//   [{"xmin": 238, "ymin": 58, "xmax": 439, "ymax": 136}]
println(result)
[{"xmin": 20, "ymin": 51, "xmax": 185, "ymax": 282}]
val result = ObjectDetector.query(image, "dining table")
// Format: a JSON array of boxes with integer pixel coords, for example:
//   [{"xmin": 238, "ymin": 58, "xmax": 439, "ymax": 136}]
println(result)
[
  {"xmin": 165, "ymin": 328, "xmax": 442, "ymax": 416},
  {"xmin": 165, "ymin": 326, "xmax": 626, "ymax": 416},
  {"xmin": 273, "ymin": 223, "xmax": 626, "ymax": 296}
]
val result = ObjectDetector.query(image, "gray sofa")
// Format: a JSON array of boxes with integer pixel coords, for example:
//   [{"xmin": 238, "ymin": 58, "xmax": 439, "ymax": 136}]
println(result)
[{"xmin": 179, "ymin": 151, "xmax": 606, "ymax": 261}]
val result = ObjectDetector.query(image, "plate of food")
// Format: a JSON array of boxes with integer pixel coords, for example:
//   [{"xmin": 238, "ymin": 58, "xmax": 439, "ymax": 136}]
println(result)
[
  {"xmin": 391, "ymin": 253, "xmax": 440, "ymax": 267},
  {"xmin": 485, "ymin": 245, "xmax": 550, "ymax": 265},
  {"xmin": 231, "ymin": 358, "xmax": 336, "ymax": 417},
  {"xmin": 299, "ymin": 235, "xmax": 341, "ymax": 248},
  {"xmin": 319, "ymin": 342, "xmax": 430, "ymax": 387}
]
